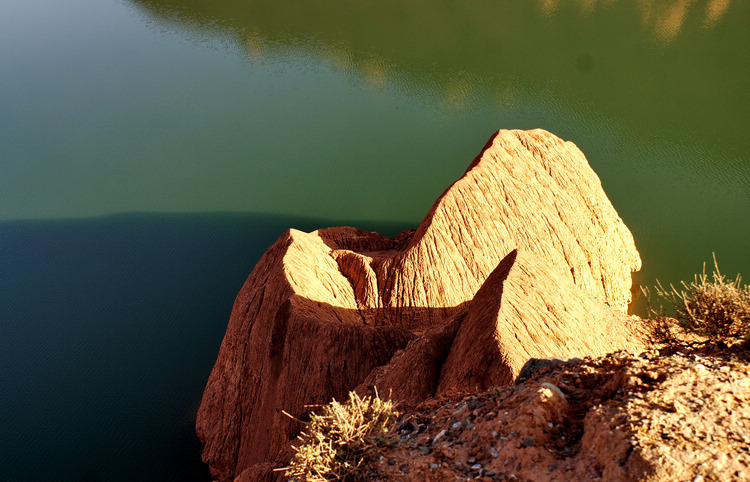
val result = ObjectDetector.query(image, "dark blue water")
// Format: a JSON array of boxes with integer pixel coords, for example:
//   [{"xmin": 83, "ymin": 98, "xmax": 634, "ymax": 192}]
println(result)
[{"xmin": 0, "ymin": 214, "xmax": 409, "ymax": 480}]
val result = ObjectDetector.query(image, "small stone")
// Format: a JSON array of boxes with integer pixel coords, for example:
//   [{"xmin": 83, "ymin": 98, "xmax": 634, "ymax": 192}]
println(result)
[
  {"xmin": 472, "ymin": 464, "xmax": 483, "ymax": 470},
  {"xmin": 395, "ymin": 419, "xmax": 411, "ymax": 431},
  {"xmin": 429, "ymin": 463, "xmax": 439, "ymax": 469},
  {"xmin": 388, "ymin": 457, "xmax": 396, "ymax": 466},
  {"xmin": 491, "ymin": 447, "xmax": 499, "ymax": 458},
  {"xmin": 399, "ymin": 464, "xmax": 408, "ymax": 472},
  {"xmin": 549, "ymin": 464, "xmax": 558, "ymax": 471},
  {"xmin": 693, "ymin": 476, "xmax": 704, "ymax": 482},
  {"xmin": 432, "ymin": 429, "xmax": 447, "ymax": 444},
  {"xmin": 516, "ymin": 357, "xmax": 582, "ymax": 383},
  {"xmin": 540, "ymin": 382, "xmax": 566, "ymax": 400},
  {"xmin": 521, "ymin": 436, "xmax": 537, "ymax": 448}
]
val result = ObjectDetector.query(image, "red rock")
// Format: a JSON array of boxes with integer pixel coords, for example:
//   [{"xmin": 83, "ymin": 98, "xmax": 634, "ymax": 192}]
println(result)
[
  {"xmin": 195, "ymin": 228, "xmax": 414, "ymax": 481},
  {"xmin": 196, "ymin": 129, "xmax": 644, "ymax": 480},
  {"xmin": 436, "ymin": 248, "xmax": 644, "ymax": 393},
  {"xmin": 357, "ymin": 249, "xmax": 644, "ymax": 408}
]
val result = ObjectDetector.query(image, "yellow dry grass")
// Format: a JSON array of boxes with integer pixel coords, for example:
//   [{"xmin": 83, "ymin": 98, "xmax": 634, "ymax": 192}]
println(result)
[
  {"xmin": 285, "ymin": 391, "xmax": 398, "ymax": 481},
  {"xmin": 644, "ymin": 254, "xmax": 750, "ymax": 343}
]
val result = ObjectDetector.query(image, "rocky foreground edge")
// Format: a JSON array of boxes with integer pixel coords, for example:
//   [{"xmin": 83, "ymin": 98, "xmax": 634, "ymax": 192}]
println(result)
[{"xmin": 196, "ymin": 129, "xmax": 648, "ymax": 481}]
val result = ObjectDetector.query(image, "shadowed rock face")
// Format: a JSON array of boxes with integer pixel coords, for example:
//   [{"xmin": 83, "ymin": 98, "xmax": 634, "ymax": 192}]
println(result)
[{"xmin": 196, "ymin": 129, "xmax": 643, "ymax": 481}]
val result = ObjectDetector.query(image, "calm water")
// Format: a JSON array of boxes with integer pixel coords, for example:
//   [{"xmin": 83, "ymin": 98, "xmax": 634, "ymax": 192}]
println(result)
[{"xmin": 1, "ymin": 0, "xmax": 748, "ymax": 479}]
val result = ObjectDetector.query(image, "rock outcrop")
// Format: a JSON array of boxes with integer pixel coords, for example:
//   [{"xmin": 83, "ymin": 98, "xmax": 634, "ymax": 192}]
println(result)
[
  {"xmin": 366, "ymin": 345, "xmax": 750, "ymax": 482},
  {"xmin": 196, "ymin": 129, "xmax": 644, "ymax": 480}
]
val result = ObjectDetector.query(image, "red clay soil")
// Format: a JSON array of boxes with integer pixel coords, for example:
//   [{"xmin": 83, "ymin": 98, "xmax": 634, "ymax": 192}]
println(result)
[{"xmin": 367, "ymin": 343, "xmax": 750, "ymax": 482}]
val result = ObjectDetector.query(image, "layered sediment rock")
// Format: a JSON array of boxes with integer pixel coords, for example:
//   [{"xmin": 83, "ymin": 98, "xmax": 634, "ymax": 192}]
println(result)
[{"xmin": 196, "ymin": 129, "xmax": 644, "ymax": 480}]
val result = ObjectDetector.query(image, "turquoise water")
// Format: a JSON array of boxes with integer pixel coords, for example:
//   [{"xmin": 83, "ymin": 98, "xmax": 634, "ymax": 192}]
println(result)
[{"xmin": 1, "ymin": 0, "xmax": 748, "ymax": 479}]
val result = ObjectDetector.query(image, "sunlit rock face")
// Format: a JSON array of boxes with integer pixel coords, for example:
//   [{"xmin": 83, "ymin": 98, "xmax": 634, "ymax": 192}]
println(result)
[
  {"xmin": 196, "ymin": 129, "xmax": 643, "ymax": 481},
  {"xmin": 357, "ymin": 248, "xmax": 645, "ymax": 411}
]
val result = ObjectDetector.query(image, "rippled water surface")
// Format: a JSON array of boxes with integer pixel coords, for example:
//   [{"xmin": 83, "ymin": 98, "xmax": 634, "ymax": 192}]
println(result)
[{"xmin": 1, "ymin": 0, "xmax": 748, "ymax": 479}]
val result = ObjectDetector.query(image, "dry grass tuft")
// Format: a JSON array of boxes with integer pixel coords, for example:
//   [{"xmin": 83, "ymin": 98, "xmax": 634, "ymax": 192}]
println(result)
[
  {"xmin": 644, "ymin": 254, "xmax": 750, "ymax": 343},
  {"xmin": 285, "ymin": 391, "xmax": 399, "ymax": 481}
]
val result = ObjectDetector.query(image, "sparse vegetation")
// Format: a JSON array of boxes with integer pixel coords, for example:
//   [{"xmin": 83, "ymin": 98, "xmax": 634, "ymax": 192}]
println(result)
[
  {"xmin": 643, "ymin": 254, "xmax": 750, "ymax": 344},
  {"xmin": 285, "ymin": 391, "xmax": 399, "ymax": 481}
]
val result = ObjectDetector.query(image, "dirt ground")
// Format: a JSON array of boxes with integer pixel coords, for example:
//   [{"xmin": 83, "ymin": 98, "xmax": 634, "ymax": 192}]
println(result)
[{"xmin": 367, "ymin": 342, "xmax": 750, "ymax": 481}]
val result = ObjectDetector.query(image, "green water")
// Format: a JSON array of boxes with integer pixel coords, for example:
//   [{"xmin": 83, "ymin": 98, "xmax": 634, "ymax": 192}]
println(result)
[
  {"xmin": 0, "ymin": 0, "xmax": 748, "ymax": 479},
  {"xmin": 2, "ymin": 0, "xmax": 748, "ymax": 283}
]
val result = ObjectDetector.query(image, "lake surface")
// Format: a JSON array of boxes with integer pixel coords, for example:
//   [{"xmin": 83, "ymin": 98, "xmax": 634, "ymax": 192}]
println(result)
[{"xmin": 1, "ymin": 0, "xmax": 748, "ymax": 479}]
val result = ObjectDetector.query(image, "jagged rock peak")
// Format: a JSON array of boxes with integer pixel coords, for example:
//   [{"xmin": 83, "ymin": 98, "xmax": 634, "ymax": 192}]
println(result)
[{"xmin": 392, "ymin": 128, "xmax": 640, "ymax": 316}]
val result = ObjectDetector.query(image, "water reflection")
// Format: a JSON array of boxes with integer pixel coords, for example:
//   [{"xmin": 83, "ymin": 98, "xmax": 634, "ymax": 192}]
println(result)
[
  {"xmin": 125, "ymin": 0, "xmax": 749, "ymax": 233},
  {"xmin": 123, "ymin": 0, "xmax": 750, "ymax": 221},
  {"xmin": 704, "ymin": 0, "xmax": 732, "ymax": 28},
  {"xmin": 638, "ymin": 0, "xmax": 734, "ymax": 42},
  {"xmin": 129, "ymin": 0, "xmax": 748, "ymax": 162},
  {"xmin": 540, "ymin": 0, "xmax": 733, "ymax": 43},
  {"xmin": 638, "ymin": 0, "xmax": 694, "ymax": 44},
  {"xmin": 128, "ymin": 1, "xmax": 750, "ymax": 256}
]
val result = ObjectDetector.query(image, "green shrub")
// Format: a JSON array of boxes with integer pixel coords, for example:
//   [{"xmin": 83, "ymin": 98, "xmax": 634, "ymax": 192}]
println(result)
[
  {"xmin": 285, "ymin": 391, "xmax": 398, "ymax": 481},
  {"xmin": 644, "ymin": 254, "xmax": 750, "ymax": 342}
]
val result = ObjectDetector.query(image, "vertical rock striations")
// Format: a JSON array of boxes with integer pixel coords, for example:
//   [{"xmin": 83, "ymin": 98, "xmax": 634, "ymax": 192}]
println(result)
[
  {"xmin": 196, "ymin": 129, "xmax": 644, "ymax": 480},
  {"xmin": 436, "ymin": 247, "xmax": 643, "ymax": 392}
]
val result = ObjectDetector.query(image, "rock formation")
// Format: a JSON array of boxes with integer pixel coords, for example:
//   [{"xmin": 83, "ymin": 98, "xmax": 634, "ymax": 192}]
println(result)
[{"xmin": 196, "ymin": 129, "xmax": 644, "ymax": 480}]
